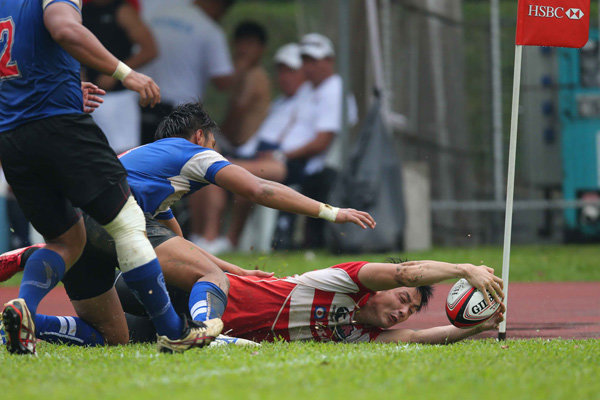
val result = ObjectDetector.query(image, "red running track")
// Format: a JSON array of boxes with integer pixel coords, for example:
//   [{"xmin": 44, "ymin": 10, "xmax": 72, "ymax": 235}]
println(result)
[{"xmin": 1, "ymin": 282, "xmax": 599, "ymax": 339}]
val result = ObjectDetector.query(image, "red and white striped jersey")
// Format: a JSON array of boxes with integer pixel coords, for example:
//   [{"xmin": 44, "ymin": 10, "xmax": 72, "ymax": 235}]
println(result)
[{"xmin": 221, "ymin": 262, "xmax": 382, "ymax": 342}]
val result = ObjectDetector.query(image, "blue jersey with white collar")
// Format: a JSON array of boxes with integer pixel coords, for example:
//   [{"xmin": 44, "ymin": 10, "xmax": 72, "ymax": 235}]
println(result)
[
  {"xmin": 0, "ymin": 0, "xmax": 83, "ymax": 132},
  {"xmin": 119, "ymin": 138, "xmax": 231, "ymax": 220}
]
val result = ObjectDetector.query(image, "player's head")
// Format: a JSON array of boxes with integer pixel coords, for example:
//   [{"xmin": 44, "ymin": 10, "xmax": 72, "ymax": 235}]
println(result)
[
  {"xmin": 273, "ymin": 44, "xmax": 306, "ymax": 97},
  {"xmin": 155, "ymin": 102, "xmax": 218, "ymax": 149},
  {"xmin": 233, "ymin": 21, "xmax": 268, "ymax": 66},
  {"xmin": 299, "ymin": 33, "xmax": 336, "ymax": 85},
  {"xmin": 358, "ymin": 286, "xmax": 434, "ymax": 329}
]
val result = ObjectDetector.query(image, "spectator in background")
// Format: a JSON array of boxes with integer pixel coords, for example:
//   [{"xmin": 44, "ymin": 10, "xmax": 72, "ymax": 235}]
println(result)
[
  {"xmin": 220, "ymin": 21, "xmax": 271, "ymax": 150},
  {"xmin": 82, "ymin": 0, "xmax": 157, "ymax": 153},
  {"xmin": 273, "ymin": 33, "xmax": 358, "ymax": 249},
  {"xmin": 189, "ymin": 44, "xmax": 307, "ymax": 253},
  {"xmin": 139, "ymin": 0, "xmax": 236, "ymax": 144}
]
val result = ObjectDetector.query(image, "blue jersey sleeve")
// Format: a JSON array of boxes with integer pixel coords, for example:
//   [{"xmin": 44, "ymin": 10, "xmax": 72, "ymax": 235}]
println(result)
[{"xmin": 180, "ymin": 150, "xmax": 231, "ymax": 185}]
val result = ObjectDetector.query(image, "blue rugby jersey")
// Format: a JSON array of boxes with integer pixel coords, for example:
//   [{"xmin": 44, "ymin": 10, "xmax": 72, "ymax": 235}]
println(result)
[
  {"xmin": 119, "ymin": 138, "xmax": 231, "ymax": 220},
  {"xmin": 0, "ymin": 0, "xmax": 83, "ymax": 132}
]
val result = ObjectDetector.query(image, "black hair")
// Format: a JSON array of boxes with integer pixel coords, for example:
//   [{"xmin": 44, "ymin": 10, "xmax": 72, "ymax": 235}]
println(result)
[
  {"xmin": 154, "ymin": 102, "xmax": 219, "ymax": 141},
  {"xmin": 234, "ymin": 20, "xmax": 268, "ymax": 44},
  {"xmin": 386, "ymin": 257, "xmax": 434, "ymax": 313}
]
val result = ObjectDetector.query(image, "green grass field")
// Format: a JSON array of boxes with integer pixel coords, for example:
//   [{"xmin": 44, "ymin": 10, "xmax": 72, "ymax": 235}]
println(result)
[{"xmin": 1, "ymin": 245, "xmax": 599, "ymax": 399}]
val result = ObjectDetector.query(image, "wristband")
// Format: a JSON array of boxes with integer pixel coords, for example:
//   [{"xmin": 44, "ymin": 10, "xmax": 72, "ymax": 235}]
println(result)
[
  {"xmin": 112, "ymin": 61, "xmax": 132, "ymax": 81},
  {"xmin": 318, "ymin": 203, "xmax": 339, "ymax": 222}
]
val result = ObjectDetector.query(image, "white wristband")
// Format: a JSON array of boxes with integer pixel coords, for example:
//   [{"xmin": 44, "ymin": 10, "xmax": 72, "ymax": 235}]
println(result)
[
  {"xmin": 112, "ymin": 61, "xmax": 132, "ymax": 81},
  {"xmin": 318, "ymin": 203, "xmax": 339, "ymax": 222}
]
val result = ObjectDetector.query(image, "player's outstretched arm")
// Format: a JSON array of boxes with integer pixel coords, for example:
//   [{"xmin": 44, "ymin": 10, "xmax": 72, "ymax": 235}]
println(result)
[
  {"xmin": 357, "ymin": 261, "xmax": 504, "ymax": 306},
  {"xmin": 375, "ymin": 312, "xmax": 504, "ymax": 345},
  {"xmin": 43, "ymin": 2, "xmax": 160, "ymax": 107},
  {"xmin": 214, "ymin": 164, "xmax": 376, "ymax": 229}
]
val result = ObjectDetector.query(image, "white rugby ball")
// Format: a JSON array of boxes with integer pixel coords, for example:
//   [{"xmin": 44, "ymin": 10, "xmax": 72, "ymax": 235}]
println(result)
[{"xmin": 445, "ymin": 278, "xmax": 500, "ymax": 328}]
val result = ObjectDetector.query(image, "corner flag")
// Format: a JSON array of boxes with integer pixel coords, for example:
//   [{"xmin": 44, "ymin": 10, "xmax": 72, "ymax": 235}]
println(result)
[
  {"xmin": 516, "ymin": 0, "xmax": 590, "ymax": 47},
  {"xmin": 499, "ymin": 0, "xmax": 590, "ymax": 341}
]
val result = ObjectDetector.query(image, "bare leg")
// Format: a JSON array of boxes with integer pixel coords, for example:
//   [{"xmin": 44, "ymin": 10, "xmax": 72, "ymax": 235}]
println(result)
[
  {"xmin": 155, "ymin": 236, "xmax": 229, "ymax": 293},
  {"xmin": 234, "ymin": 158, "xmax": 287, "ymax": 182},
  {"xmin": 71, "ymin": 287, "xmax": 129, "ymax": 346}
]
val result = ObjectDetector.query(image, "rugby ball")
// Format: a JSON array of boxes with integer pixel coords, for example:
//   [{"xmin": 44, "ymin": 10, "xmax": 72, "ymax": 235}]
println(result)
[{"xmin": 445, "ymin": 279, "xmax": 500, "ymax": 328}]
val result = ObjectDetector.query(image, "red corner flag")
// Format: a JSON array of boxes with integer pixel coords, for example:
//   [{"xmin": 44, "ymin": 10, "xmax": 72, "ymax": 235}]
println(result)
[{"xmin": 516, "ymin": 0, "xmax": 590, "ymax": 48}]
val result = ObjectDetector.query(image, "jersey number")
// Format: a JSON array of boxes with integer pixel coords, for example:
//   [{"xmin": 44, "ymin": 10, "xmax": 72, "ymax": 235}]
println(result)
[{"xmin": 0, "ymin": 18, "xmax": 20, "ymax": 80}]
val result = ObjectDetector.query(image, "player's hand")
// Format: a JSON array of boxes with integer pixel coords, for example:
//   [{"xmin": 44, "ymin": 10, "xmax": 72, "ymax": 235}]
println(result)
[
  {"xmin": 477, "ymin": 311, "xmax": 504, "ymax": 332},
  {"xmin": 81, "ymin": 81, "xmax": 105, "ymax": 113},
  {"xmin": 239, "ymin": 268, "xmax": 275, "ymax": 278},
  {"xmin": 463, "ymin": 264, "xmax": 504, "ymax": 307},
  {"xmin": 122, "ymin": 70, "xmax": 161, "ymax": 108},
  {"xmin": 335, "ymin": 208, "xmax": 376, "ymax": 229}
]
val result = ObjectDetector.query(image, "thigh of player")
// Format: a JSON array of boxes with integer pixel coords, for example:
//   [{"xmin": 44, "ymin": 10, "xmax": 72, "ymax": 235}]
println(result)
[{"xmin": 146, "ymin": 214, "xmax": 227, "ymax": 292}]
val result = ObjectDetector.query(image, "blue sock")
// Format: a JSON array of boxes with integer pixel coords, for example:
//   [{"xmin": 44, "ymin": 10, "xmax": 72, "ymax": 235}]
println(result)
[
  {"xmin": 35, "ymin": 314, "xmax": 105, "ymax": 346},
  {"xmin": 18, "ymin": 249, "xmax": 65, "ymax": 316},
  {"xmin": 189, "ymin": 281, "xmax": 227, "ymax": 322},
  {"xmin": 122, "ymin": 259, "xmax": 183, "ymax": 339}
]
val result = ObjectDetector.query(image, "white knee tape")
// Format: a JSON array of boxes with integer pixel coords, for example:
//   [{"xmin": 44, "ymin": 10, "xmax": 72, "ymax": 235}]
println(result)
[{"xmin": 103, "ymin": 196, "xmax": 156, "ymax": 272}]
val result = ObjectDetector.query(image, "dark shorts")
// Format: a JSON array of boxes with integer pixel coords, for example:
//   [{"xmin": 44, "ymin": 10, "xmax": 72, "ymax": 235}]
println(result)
[
  {"xmin": 0, "ymin": 114, "xmax": 128, "ymax": 238},
  {"xmin": 62, "ymin": 212, "xmax": 177, "ymax": 301}
]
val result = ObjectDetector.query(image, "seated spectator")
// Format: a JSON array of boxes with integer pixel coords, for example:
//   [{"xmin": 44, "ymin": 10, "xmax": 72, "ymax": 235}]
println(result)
[
  {"xmin": 189, "ymin": 44, "xmax": 310, "ymax": 253},
  {"xmin": 219, "ymin": 20, "xmax": 271, "ymax": 150},
  {"xmin": 82, "ymin": 0, "xmax": 157, "ymax": 153},
  {"xmin": 273, "ymin": 33, "xmax": 358, "ymax": 249}
]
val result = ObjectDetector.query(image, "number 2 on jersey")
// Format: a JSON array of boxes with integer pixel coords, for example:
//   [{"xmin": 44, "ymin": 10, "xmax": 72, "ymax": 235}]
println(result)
[{"xmin": 0, "ymin": 18, "xmax": 20, "ymax": 80}]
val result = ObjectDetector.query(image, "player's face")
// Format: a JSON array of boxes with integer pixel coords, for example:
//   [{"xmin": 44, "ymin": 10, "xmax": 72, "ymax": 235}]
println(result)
[{"xmin": 362, "ymin": 287, "xmax": 422, "ymax": 329}]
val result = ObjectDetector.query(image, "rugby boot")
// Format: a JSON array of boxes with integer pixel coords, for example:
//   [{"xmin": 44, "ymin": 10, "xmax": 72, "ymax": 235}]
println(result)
[
  {"xmin": 209, "ymin": 334, "xmax": 260, "ymax": 347},
  {"xmin": 156, "ymin": 317, "xmax": 223, "ymax": 353},
  {"xmin": 0, "ymin": 244, "xmax": 45, "ymax": 282},
  {"xmin": 2, "ymin": 299, "xmax": 36, "ymax": 355}
]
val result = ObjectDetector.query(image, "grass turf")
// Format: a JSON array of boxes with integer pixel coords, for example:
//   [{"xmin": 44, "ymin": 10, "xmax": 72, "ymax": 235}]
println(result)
[{"xmin": 1, "ymin": 339, "xmax": 598, "ymax": 400}]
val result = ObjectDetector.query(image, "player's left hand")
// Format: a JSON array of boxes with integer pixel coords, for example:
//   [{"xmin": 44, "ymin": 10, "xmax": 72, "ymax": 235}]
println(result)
[
  {"xmin": 477, "ymin": 311, "xmax": 504, "ymax": 332},
  {"xmin": 335, "ymin": 208, "xmax": 376, "ymax": 229},
  {"xmin": 81, "ymin": 81, "xmax": 105, "ymax": 113}
]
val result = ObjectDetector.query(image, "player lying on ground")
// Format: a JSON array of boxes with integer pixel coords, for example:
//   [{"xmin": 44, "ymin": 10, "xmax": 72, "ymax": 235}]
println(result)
[
  {"xmin": 120, "ymin": 259, "xmax": 505, "ymax": 344},
  {"xmin": 2, "ymin": 255, "xmax": 504, "ymax": 345},
  {"xmin": 0, "ymin": 102, "xmax": 375, "ymax": 346}
]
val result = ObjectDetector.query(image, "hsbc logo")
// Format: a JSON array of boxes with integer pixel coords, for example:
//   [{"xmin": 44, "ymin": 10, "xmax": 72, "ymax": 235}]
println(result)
[
  {"xmin": 566, "ymin": 8, "xmax": 584, "ymax": 20},
  {"xmin": 528, "ymin": 5, "xmax": 585, "ymax": 20}
]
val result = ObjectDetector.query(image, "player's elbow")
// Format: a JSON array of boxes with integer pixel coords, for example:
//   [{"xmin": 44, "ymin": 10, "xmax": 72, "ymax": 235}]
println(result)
[
  {"xmin": 246, "ymin": 179, "xmax": 274, "ymax": 204},
  {"xmin": 394, "ymin": 264, "xmax": 420, "ymax": 287}
]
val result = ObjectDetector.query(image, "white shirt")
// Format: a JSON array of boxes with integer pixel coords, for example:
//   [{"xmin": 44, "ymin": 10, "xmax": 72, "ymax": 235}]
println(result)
[
  {"xmin": 300, "ymin": 75, "xmax": 358, "ymax": 175},
  {"xmin": 141, "ymin": 3, "xmax": 234, "ymax": 105}
]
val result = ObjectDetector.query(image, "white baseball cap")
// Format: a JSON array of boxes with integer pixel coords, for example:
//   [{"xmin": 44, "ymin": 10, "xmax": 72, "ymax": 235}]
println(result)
[
  {"xmin": 300, "ymin": 33, "xmax": 335, "ymax": 59},
  {"xmin": 273, "ymin": 43, "xmax": 303, "ymax": 70}
]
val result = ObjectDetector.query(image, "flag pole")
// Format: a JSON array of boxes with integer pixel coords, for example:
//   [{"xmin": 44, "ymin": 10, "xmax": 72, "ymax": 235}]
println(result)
[{"xmin": 498, "ymin": 44, "xmax": 523, "ymax": 341}]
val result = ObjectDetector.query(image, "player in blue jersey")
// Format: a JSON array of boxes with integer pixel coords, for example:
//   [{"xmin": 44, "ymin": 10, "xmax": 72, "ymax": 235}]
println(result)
[
  {"xmin": 0, "ymin": 102, "xmax": 376, "ymax": 347},
  {"xmin": 0, "ymin": 0, "xmax": 220, "ymax": 354}
]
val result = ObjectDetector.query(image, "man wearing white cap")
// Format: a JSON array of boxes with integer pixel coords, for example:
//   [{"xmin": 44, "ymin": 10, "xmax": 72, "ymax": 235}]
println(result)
[
  {"xmin": 189, "ymin": 43, "xmax": 314, "ymax": 253},
  {"xmin": 273, "ymin": 33, "xmax": 358, "ymax": 249}
]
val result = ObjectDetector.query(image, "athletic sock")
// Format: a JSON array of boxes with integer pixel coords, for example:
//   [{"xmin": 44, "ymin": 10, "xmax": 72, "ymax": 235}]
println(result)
[
  {"xmin": 189, "ymin": 281, "xmax": 228, "ymax": 322},
  {"xmin": 121, "ymin": 259, "xmax": 184, "ymax": 340},
  {"xmin": 18, "ymin": 249, "xmax": 66, "ymax": 316},
  {"xmin": 35, "ymin": 314, "xmax": 105, "ymax": 346}
]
